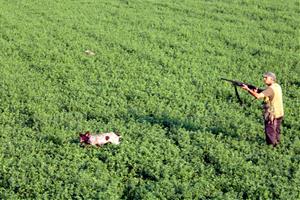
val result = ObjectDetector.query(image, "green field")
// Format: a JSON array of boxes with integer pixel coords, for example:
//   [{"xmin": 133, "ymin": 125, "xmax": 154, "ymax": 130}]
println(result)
[{"xmin": 1, "ymin": 0, "xmax": 300, "ymax": 199}]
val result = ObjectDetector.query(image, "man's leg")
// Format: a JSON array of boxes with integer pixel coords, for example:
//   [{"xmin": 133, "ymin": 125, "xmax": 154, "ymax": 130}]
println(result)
[
  {"xmin": 264, "ymin": 120, "xmax": 277, "ymax": 146},
  {"xmin": 274, "ymin": 117, "xmax": 283, "ymax": 145}
]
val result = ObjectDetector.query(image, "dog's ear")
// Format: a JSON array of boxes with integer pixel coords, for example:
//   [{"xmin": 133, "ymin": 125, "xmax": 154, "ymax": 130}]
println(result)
[
  {"xmin": 85, "ymin": 131, "xmax": 90, "ymax": 136},
  {"xmin": 79, "ymin": 133, "xmax": 85, "ymax": 137}
]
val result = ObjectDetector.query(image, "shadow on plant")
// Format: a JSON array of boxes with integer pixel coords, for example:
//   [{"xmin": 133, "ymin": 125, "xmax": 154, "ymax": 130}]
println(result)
[
  {"xmin": 41, "ymin": 134, "xmax": 64, "ymax": 145},
  {"xmin": 127, "ymin": 109, "xmax": 264, "ymax": 145},
  {"xmin": 128, "ymin": 110, "xmax": 202, "ymax": 133}
]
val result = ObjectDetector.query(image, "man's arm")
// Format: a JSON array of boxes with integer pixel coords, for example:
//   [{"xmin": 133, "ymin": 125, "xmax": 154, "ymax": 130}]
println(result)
[{"xmin": 242, "ymin": 84, "xmax": 265, "ymax": 99}]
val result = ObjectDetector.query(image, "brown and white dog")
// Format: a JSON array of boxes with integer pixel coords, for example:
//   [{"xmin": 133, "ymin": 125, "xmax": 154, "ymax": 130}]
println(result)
[{"xmin": 79, "ymin": 131, "xmax": 121, "ymax": 147}]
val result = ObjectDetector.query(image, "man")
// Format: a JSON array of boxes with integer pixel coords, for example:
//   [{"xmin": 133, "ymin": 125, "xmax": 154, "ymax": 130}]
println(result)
[{"xmin": 242, "ymin": 72, "xmax": 284, "ymax": 147}]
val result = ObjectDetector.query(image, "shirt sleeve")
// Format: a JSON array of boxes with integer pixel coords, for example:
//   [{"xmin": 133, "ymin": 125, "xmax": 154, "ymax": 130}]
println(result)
[{"xmin": 262, "ymin": 86, "xmax": 274, "ymax": 100}]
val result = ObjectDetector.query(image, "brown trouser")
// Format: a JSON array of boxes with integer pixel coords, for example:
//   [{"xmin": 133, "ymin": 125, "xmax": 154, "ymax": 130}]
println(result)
[{"xmin": 264, "ymin": 117, "xmax": 283, "ymax": 146}]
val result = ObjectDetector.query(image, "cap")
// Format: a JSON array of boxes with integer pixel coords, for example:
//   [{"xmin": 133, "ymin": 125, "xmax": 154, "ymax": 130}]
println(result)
[{"xmin": 263, "ymin": 72, "xmax": 276, "ymax": 81}]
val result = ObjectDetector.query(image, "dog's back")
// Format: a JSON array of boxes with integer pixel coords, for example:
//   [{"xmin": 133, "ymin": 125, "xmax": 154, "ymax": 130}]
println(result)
[{"xmin": 80, "ymin": 131, "xmax": 121, "ymax": 146}]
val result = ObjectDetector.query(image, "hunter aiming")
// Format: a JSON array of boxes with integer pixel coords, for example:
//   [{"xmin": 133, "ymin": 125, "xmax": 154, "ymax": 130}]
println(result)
[{"xmin": 242, "ymin": 72, "xmax": 284, "ymax": 147}]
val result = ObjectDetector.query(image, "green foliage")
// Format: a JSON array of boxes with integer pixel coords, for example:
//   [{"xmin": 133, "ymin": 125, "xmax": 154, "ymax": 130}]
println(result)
[{"xmin": 0, "ymin": 0, "xmax": 299, "ymax": 199}]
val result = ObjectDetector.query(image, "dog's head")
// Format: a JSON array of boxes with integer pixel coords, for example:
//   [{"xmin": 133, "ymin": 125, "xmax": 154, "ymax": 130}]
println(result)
[
  {"xmin": 79, "ymin": 131, "xmax": 91, "ymax": 144},
  {"xmin": 107, "ymin": 132, "xmax": 122, "ymax": 145}
]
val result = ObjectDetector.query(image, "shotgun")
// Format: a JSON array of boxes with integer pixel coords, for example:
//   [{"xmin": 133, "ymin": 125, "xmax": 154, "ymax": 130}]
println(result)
[{"xmin": 221, "ymin": 78, "xmax": 264, "ymax": 105}]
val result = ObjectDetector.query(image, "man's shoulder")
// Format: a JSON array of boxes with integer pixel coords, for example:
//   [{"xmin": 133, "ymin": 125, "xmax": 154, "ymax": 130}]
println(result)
[
  {"xmin": 262, "ymin": 86, "xmax": 274, "ymax": 96},
  {"xmin": 273, "ymin": 83, "xmax": 282, "ymax": 89}
]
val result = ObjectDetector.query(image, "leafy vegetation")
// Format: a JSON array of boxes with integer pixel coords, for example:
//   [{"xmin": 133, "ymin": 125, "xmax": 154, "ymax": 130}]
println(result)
[{"xmin": 0, "ymin": 0, "xmax": 299, "ymax": 199}]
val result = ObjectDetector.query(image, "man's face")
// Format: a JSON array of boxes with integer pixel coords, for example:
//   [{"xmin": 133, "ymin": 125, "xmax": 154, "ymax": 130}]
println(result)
[{"xmin": 263, "ymin": 76, "xmax": 273, "ymax": 85}]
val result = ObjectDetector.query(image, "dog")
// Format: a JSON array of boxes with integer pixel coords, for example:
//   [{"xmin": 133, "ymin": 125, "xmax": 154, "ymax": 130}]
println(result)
[{"xmin": 79, "ymin": 131, "xmax": 121, "ymax": 147}]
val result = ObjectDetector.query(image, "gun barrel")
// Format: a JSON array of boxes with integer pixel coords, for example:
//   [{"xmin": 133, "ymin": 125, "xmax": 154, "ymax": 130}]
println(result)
[
  {"xmin": 220, "ymin": 78, "xmax": 243, "ymax": 86},
  {"xmin": 221, "ymin": 78, "xmax": 264, "ymax": 92},
  {"xmin": 220, "ymin": 78, "xmax": 234, "ymax": 82}
]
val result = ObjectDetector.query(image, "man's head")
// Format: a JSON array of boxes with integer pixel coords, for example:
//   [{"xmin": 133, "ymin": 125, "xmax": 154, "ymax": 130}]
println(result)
[{"xmin": 263, "ymin": 72, "xmax": 276, "ymax": 85}]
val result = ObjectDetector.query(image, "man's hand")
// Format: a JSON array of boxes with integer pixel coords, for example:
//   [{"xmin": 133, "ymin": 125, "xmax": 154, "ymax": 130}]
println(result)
[
  {"xmin": 242, "ymin": 84, "xmax": 249, "ymax": 91},
  {"xmin": 242, "ymin": 84, "xmax": 259, "ymax": 93},
  {"xmin": 243, "ymin": 84, "xmax": 264, "ymax": 99}
]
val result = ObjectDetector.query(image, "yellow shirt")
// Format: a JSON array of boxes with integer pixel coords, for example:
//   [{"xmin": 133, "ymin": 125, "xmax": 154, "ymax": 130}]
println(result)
[{"xmin": 262, "ymin": 83, "xmax": 284, "ymax": 118}]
